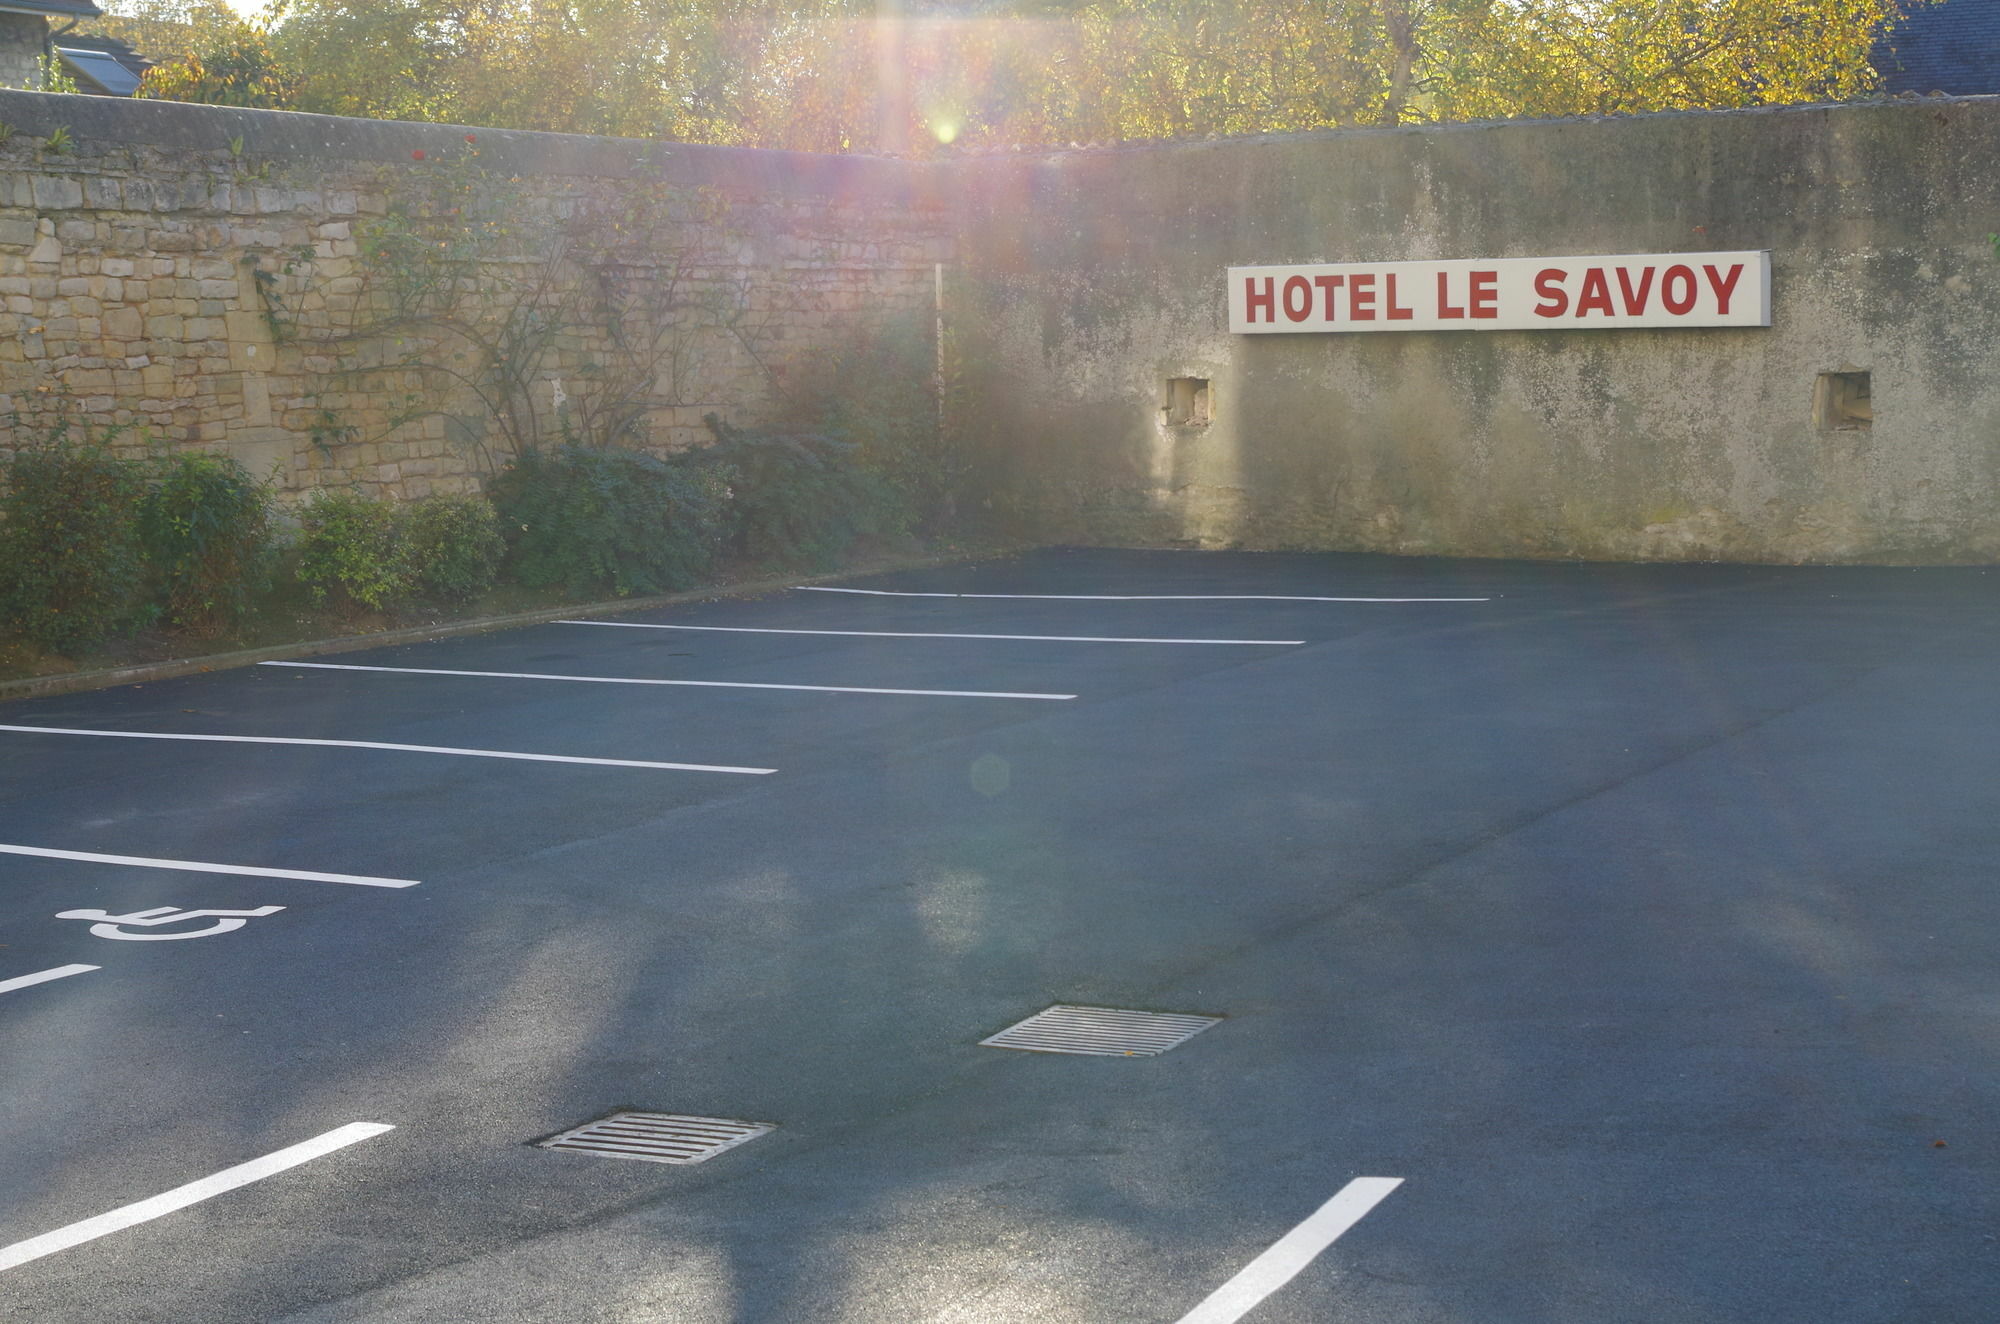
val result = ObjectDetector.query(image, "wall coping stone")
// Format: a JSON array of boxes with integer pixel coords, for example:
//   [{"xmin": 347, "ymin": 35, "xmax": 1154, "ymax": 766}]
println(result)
[
  {"xmin": 0, "ymin": 88, "xmax": 945, "ymax": 203},
  {"xmin": 11, "ymin": 83, "xmax": 1995, "ymax": 182},
  {"xmin": 936, "ymin": 91, "xmax": 2000, "ymax": 162}
]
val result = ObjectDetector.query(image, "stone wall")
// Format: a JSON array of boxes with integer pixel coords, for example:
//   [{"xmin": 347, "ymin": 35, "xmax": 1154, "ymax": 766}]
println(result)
[
  {"xmin": 7, "ymin": 88, "xmax": 2000, "ymax": 562},
  {"xmin": 0, "ymin": 16, "xmax": 43, "ymax": 92},
  {"xmin": 948, "ymin": 97, "xmax": 2000, "ymax": 563},
  {"xmin": 0, "ymin": 91, "xmax": 951, "ymax": 502}
]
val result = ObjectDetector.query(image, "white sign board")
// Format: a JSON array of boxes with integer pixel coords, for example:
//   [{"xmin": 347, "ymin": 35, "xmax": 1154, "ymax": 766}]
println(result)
[{"xmin": 1228, "ymin": 252, "xmax": 1770, "ymax": 333}]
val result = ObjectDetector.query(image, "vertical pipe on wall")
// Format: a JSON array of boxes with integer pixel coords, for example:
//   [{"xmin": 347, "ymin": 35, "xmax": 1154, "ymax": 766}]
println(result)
[{"xmin": 934, "ymin": 261, "xmax": 947, "ymax": 441}]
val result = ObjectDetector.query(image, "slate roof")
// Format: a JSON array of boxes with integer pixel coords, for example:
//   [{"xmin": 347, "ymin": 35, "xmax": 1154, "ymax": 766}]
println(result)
[
  {"xmin": 0, "ymin": 1, "xmax": 104, "ymax": 17},
  {"xmin": 1877, "ymin": 0, "xmax": 2000, "ymax": 94},
  {"xmin": 57, "ymin": 33, "xmax": 150, "ymax": 96}
]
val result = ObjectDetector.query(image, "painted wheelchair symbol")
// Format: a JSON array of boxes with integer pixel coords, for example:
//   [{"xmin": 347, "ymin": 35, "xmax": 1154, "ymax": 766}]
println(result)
[{"xmin": 54, "ymin": 905, "xmax": 286, "ymax": 941}]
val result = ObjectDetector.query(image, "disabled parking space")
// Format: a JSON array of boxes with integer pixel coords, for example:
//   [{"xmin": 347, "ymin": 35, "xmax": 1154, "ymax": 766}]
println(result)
[{"xmin": 3, "ymin": 548, "xmax": 1997, "ymax": 1322}]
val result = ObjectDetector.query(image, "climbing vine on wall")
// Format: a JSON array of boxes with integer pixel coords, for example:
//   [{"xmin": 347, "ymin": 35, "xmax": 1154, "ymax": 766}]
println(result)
[{"xmin": 306, "ymin": 143, "xmax": 807, "ymax": 471}]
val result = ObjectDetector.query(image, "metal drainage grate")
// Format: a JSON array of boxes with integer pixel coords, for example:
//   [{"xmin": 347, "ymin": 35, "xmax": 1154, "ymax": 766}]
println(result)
[
  {"xmin": 980, "ymin": 1005, "xmax": 1223, "ymax": 1057},
  {"xmin": 537, "ymin": 1111, "xmax": 775, "ymax": 1165}
]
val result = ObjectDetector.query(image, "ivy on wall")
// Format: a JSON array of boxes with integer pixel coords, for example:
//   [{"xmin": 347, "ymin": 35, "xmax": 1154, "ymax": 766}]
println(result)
[{"xmin": 286, "ymin": 142, "xmax": 822, "ymax": 471}]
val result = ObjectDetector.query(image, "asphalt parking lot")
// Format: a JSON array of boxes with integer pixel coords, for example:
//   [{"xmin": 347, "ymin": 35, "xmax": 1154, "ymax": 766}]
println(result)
[{"xmin": 2, "ymin": 546, "xmax": 1996, "ymax": 1323}]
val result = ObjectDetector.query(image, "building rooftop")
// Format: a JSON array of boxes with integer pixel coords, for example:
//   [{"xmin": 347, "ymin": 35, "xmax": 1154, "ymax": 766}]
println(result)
[
  {"xmin": 57, "ymin": 34, "xmax": 149, "ymax": 96},
  {"xmin": 0, "ymin": 1, "xmax": 104, "ymax": 17},
  {"xmin": 1878, "ymin": 0, "xmax": 2000, "ymax": 94}
]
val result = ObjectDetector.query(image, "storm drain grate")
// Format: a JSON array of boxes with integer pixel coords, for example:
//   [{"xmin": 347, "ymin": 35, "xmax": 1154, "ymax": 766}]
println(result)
[
  {"xmin": 980, "ymin": 1005, "xmax": 1222, "ymax": 1057},
  {"xmin": 537, "ymin": 1112, "xmax": 775, "ymax": 1165}
]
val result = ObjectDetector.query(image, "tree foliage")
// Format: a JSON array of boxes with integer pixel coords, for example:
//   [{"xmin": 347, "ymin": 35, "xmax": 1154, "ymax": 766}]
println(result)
[
  {"xmin": 1422, "ymin": 0, "xmax": 1902, "ymax": 121},
  {"xmin": 139, "ymin": 26, "xmax": 298, "ymax": 108},
  {"xmin": 90, "ymin": 0, "xmax": 248, "ymax": 67},
  {"xmin": 100, "ymin": 0, "xmax": 1909, "ymax": 149}
]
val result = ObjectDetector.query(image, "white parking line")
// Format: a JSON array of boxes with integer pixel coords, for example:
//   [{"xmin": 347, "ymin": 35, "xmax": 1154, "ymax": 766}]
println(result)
[
  {"xmin": 1173, "ymin": 1178, "xmax": 1404, "ymax": 1324},
  {"xmin": 0, "ymin": 1122, "xmax": 394, "ymax": 1273},
  {"xmin": 262, "ymin": 660, "xmax": 1076, "ymax": 701},
  {"xmin": 0, "ymin": 724, "xmax": 775, "ymax": 776},
  {"xmin": 555, "ymin": 620, "xmax": 1304, "ymax": 646},
  {"xmin": 796, "ymin": 587, "xmax": 1489, "ymax": 602},
  {"xmin": 0, "ymin": 844, "xmax": 420, "ymax": 889},
  {"xmin": 0, "ymin": 964, "xmax": 99, "ymax": 996}
]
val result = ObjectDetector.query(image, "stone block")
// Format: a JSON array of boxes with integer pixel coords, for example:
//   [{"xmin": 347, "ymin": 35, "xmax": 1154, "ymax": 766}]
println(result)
[
  {"xmin": 243, "ymin": 373, "xmax": 272, "ymax": 427},
  {"xmin": 0, "ymin": 218, "xmax": 34, "ymax": 248},
  {"xmin": 31, "ymin": 176, "xmax": 84, "ymax": 211}
]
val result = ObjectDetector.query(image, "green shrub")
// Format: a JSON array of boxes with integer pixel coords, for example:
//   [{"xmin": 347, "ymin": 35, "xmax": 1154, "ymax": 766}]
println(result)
[
  {"xmin": 403, "ymin": 493, "xmax": 505, "ymax": 603},
  {"xmin": 295, "ymin": 488, "xmax": 410, "ymax": 610},
  {"xmin": 699, "ymin": 414, "xmax": 906, "ymax": 569},
  {"xmin": 0, "ymin": 434, "xmax": 150, "ymax": 653},
  {"xmin": 139, "ymin": 452, "xmax": 275, "ymax": 632},
  {"xmin": 814, "ymin": 316, "xmax": 961, "ymax": 534},
  {"xmin": 487, "ymin": 445, "xmax": 731, "ymax": 596}
]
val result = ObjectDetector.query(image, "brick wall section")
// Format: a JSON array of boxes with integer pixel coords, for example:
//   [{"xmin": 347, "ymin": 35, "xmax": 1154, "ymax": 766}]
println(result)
[{"xmin": 0, "ymin": 91, "xmax": 951, "ymax": 502}]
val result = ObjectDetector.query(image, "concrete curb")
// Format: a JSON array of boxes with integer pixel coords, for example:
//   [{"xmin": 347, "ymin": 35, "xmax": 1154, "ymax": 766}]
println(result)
[{"xmin": 0, "ymin": 547, "xmax": 998, "ymax": 705}]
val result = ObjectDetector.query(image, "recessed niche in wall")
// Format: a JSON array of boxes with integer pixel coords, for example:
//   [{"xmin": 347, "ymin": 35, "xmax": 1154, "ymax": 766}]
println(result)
[
  {"xmin": 1164, "ymin": 377, "xmax": 1212, "ymax": 427},
  {"xmin": 1816, "ymin": 371, "xmax": 1872, "ymax": 431}
]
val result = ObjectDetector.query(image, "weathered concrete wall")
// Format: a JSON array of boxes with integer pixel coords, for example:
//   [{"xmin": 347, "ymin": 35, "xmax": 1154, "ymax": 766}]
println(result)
[
  {"xmin": 948, "ymin": 98, "xmax": 2000, "ymax": 562},
  {"xmin": 0, "ymin": 91, "xmax": 950, "ymax": 501},
  {"xmin": 0, "ymin": 16, "xmax": 43, "ymax": 92}
]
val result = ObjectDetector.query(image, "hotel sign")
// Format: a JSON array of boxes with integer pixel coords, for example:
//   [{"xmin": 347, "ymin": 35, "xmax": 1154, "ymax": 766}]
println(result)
[{"xmin": 1229, "ymin": 252, "xmax": 1770, "ymax": 333}]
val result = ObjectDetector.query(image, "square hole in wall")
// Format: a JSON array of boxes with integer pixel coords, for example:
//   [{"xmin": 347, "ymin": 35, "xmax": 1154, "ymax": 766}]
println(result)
[
  {"xmin": 1164, "ymin": 377, "xmax": 1212, "ymax": 427},
  {"xmin": 1816, "ymin": 371, "xmax": 1872, "ymax": 431}
]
